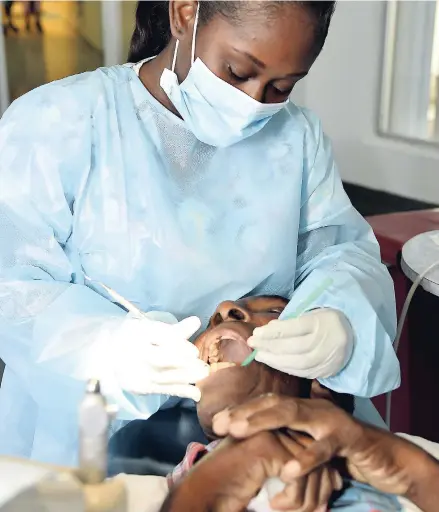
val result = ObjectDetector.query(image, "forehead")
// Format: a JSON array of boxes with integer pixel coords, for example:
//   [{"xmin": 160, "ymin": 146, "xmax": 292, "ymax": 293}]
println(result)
[
  {"xmin": 236, "ymin": 296, "xmax": 288, "ymax": 310},
  {"xmin": 200, "ymin": 5, "xmax": 317, "ymax": 72}
]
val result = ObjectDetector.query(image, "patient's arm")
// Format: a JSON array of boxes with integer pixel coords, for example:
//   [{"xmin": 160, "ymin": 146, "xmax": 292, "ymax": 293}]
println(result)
[
  {"xmin": 160, "ymin": 431, "xmax": 340, "ymax": 512},
  {"xmin": 213, "ymin": 395, "xmax": 439, "ymax": 512}
]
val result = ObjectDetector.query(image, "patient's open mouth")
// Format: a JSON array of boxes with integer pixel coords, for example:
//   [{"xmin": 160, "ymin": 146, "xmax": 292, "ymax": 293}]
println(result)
[{"xmin": 206, "ymin": 327, "xmax": 252, "ymax": 372}]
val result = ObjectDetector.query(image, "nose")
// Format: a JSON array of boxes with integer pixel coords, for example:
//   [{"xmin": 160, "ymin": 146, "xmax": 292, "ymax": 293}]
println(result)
[
  {"xmin": 240, "ymin": 80, "xmax": 266, "ymax": 103},
  {"xmin": 211, "ymin": 301, "xmax": 251, "ymax": 326}
]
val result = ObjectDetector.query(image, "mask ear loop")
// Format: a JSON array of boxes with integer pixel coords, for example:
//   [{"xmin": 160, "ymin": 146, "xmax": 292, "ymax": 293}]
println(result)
[
  {"xmin": 171, "ymin": 40, "xmax": 179, "ymax": 73},
  {"xmin": 171, "ymin": 2, "xmax": 199, "ymax": 72},
  {"xmin": 191, "ymin": 2, "xmax": 200, "ymax": 65}
]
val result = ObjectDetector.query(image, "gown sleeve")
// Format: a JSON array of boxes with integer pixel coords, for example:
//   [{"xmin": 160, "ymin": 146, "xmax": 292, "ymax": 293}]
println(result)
[
  {"xmin": 280, "ymin": 109, "xmax": 400, "ymax": 397},
  {"xmin": 0, "ymin": 81, "xmax": 169, "ymax": 420}
]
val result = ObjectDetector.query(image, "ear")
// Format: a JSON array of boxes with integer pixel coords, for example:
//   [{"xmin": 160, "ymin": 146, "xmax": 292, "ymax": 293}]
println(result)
[
  {"xmin": 169, "ymin": 1, "xmax": 198, "ymax": 41},
  {"xmin": 310, "ymin": 380, "xmax": 336, "ymax": 402}
]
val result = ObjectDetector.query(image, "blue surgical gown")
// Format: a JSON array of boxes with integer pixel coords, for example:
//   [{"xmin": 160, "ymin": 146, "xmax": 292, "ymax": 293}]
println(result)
[{"xmin": 0, "ymin": 63, "xmax": 400, "ymax": 465}]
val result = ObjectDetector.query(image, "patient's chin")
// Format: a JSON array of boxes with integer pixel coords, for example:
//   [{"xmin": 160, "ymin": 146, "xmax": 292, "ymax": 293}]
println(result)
[
  {"xmin": 197, "ymin": 406, "xmax": 218, "ymax": 440},
  {"xmin": 196, "ymin": 365, "xmax": 260, "ymax": 437}
]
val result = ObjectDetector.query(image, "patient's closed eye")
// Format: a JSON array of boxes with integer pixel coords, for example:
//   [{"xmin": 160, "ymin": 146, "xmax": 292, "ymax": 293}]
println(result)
[{"xmin": 268, "ymin": 308, "xmax": 284, "ymax": 314}]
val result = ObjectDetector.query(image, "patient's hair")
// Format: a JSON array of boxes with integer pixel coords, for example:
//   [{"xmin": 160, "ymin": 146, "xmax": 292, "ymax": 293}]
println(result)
[{"xmin": 331, "ymin": 391, "xmax": 354, "ymax": 414}]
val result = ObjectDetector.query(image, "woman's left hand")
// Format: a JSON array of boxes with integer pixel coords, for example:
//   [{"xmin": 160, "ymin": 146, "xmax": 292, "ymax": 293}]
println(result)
[{"xmin": 248, "ymin": 308, "xmax": 353, "ymax": 379}]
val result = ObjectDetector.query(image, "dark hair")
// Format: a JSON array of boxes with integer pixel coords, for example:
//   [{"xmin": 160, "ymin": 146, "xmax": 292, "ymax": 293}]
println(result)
[{"xmin": 128, "ymin": 1, "xmax": 336, "ymax": 63}]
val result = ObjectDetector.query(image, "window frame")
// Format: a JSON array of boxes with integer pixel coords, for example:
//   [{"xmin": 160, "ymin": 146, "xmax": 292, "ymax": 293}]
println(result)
[{"xmin": 378, "ymin": 0, "xmax": 438, "ymax": 145}]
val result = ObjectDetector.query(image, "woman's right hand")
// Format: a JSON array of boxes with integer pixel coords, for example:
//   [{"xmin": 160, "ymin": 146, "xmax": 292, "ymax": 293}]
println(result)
[
  {"xmin": 212, "ymin": 395, "xmax": 439, "ymax": 511},
  {"xmin": 106, "ymin": 315, "xmax": 209, "ymax": 402}
]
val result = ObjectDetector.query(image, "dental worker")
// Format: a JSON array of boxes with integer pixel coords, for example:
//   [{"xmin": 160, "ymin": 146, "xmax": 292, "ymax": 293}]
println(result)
[{"xmin": 0, "ymin": 0, "xmax": 399, "ymax": 466}]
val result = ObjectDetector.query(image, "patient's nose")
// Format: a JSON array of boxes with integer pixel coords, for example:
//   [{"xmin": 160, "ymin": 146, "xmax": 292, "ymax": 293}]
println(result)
[{"xmin": 212, "ymin": 301, "xmax": 251, "ymax": 325}]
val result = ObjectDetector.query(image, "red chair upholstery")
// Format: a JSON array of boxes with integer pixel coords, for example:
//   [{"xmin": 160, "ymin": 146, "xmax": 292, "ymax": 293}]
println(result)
[{"xmin": 367, "ymin": 209, "xmax": 439, "ymax": 435}]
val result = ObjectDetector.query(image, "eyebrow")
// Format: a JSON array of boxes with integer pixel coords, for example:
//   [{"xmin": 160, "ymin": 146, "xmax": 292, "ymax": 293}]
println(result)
[
  {"xmin": 236, "ymin": 49, "xmax": 266, "ymax": 69},
  {"xmin": 232, "ymin": 48, "xmax": 309, "ymax": 79}
]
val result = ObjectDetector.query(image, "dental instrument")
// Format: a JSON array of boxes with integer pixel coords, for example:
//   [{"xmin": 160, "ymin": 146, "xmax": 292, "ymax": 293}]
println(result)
[{"xmin": 84, "ymin": 275, "xmax": 147, "ymax": 318}]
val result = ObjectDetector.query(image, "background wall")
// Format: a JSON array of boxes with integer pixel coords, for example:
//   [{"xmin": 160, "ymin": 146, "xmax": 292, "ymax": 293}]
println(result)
[
  {"xmin": 75, "ymin": 1, "xmax": 136, "ymax": 62},
  {"xmin": 76, "ymin": 1, "xmax": 103, "ymax": 52},
  {"xmin": 293, "ymin": 1, "xmax": 439, "ymax": 205}
]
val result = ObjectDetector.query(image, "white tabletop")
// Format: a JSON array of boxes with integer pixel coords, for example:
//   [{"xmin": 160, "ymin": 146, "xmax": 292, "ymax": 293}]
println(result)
[{"xmin": 401, "ymin": 230, "xmax": 439, "ymax": 297}]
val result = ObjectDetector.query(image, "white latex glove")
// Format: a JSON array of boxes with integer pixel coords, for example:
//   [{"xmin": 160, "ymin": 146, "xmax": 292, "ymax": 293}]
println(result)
[
  {"xmin": 108, "ymin": 315, "xmax": 209, "ymax": 402},
  {"xmin": 248, "ymin": 309, "xmax": 354, "ymax": 379}
]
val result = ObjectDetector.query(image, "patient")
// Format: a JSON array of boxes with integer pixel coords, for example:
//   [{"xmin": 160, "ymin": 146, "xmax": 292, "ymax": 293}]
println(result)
[
  {"xmin": 194, "ymin": 296, "xmax": 353, "ymax": 439},
  {"xmin": 109, "ymin": 296, "xmax": 353, "ymax": 479},
  {"xmin": 110, "ymin": 296, "xmax": 356, "ymax": 511},
  {"xmin": 166, "ymin": 295, "xmax": 353, "ymax": 490}
]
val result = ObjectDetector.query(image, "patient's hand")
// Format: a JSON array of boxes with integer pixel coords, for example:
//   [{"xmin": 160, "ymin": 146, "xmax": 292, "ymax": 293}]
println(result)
[
  {"xmin": 213, "ymin": 394, "xmax": 439, "ymax": 512},
  {"xmin": 161, "ymin": 430, "xmax": 341, "ymax": 512}
]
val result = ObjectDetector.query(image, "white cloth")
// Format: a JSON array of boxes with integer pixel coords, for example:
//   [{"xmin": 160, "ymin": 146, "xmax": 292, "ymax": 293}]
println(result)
[
  {"xmin": 248, "ymin": 478, "xmax": 287, "ymax": 511},
  {"xmin": 0, "ymin": 459, "xmax": 54, "ymax": 506},
  {"xmin": 0, "ymin": 458, "xmax": 83, "ymax": 511}
]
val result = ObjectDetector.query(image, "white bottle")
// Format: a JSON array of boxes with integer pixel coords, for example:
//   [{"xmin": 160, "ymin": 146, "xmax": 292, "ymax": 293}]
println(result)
[{"xmin": 78, "ymin": 379, "xmax": 109, "ymax": 485}]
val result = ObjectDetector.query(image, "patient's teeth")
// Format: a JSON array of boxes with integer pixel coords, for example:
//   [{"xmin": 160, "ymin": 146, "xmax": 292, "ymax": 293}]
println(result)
[
  {"xmin": 208, "ymin": 351, "xmax": 219, "ymax": 364},
  {"xmin": 208, "ymin": 341, "xmax": 220, "ymax": 364}
]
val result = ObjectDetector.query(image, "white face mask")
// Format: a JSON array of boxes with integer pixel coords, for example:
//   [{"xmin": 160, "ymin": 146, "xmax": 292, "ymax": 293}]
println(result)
[{"xmin": 160, "ymin": 5, "xmax": 288, "ymax": 147}]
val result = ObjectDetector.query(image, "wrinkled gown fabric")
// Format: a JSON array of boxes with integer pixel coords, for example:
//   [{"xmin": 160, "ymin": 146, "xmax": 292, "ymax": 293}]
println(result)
[{"xmin": 0, "ymin": 64, "xmax": 400, "ymax": 465}]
